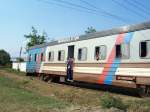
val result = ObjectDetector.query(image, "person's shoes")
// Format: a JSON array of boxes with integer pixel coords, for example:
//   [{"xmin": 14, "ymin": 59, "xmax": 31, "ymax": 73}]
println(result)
[
  {"xmin": 67, "ymin": 79, "xmax": 70, "ymax": 82},
  {"xmin": 67, "ymin": 79, "xmax": 73, "ymax": 82},
  {"xmin": 70, "ymin": 80, "xmax": 74, "ymax": 82}
]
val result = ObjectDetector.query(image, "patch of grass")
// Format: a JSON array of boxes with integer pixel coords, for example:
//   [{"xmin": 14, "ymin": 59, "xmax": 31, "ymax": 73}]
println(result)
[
  {"xmin": 52, "ymin": 88, "xmax": 101, "ymax": 106},
  {"xmin": 1, "ymin": 69, "xmax": 150, "ymax": 112},
  {"xmin": 22, "ymin": 79, "xmax": 30, "ymax": 85},
  {"xmin": 100, "ymin": 92, "xmax": 150, "ymax": 112},
  {"xmin": 100, "ymin": 92, "xmax": 127, "ymax": 111},
  {"xmin": 127, "ymin": 99, "xmax": 150, "ymax": 112},
  {"xmin": 0, "ymin": 76, "xmax": 69, "ymax": 111},
  {"xmin": 2, "ymin": 67, "xmax": 26, "ymax": 75}
]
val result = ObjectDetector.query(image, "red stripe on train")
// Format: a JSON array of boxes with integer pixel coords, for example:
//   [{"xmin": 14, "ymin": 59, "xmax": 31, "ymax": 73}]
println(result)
[{"xmin": 98, "ymin": 33, "xmax": 125, "ymax": 84}]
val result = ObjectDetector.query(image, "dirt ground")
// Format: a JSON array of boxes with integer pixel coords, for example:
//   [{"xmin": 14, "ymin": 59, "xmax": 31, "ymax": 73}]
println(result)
[{"xmin": 0, "ymin": 69, "xmax": 149, "ymax": 112}]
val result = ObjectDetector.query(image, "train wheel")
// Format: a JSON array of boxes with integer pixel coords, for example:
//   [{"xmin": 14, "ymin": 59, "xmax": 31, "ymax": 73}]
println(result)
[
  {"xmin": 138, "ymin": 85, "xmax": 150, "ymax": 97},
  {"xmin": 145, "ymin": 86, "xmax": 150, "ymax": 97},
  {"xmin": 52, "ymin": 76, "xmax": 60, "ymax": 82},
  {"xmin": 47, "ymin": 76, "xmax": 53, "ymax": 83},
  {"xmin": 42, "ymin": 74, "xmax": 49, "ymax": 82},
  {"xmin": 39, "ymin": 74, "xmax": 44, "ymax": 81},
  {"xmin": 38, "ymin": 74, "xmax": 53, "ymax": 82},
  {"xmin": 26, "ymin": 73, "xmax": 29, "ymax": 76}
]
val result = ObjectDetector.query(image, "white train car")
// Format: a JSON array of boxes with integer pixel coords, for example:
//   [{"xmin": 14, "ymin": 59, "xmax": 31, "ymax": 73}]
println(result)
[{"xmin": 27, "ymin": 21, "xmax": 150, "ymax": 96}]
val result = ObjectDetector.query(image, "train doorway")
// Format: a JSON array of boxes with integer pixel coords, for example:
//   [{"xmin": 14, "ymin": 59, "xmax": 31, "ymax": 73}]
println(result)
[
  {"xmin": 68, "ymin": 45, "xmax": 74, "ymax": 59},
  {"xmin": 67, "ymin": 45, "xmax": 74, "ymax": 82}
]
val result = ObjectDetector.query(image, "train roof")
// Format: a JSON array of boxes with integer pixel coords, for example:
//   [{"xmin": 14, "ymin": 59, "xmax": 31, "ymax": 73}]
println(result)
[{"xmin": 29, "ymin": 21, "xmax": 150, "ymax": 50}]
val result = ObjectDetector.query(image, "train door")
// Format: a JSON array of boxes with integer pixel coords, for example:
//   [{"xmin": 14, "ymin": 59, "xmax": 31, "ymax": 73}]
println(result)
[
  {"xmin": 67, "ymin": 45, "xmax": 74, "ymax": 82},
  {"xmin": 68, "ymin": 45, "xmax": 74, "ymax": 59}
]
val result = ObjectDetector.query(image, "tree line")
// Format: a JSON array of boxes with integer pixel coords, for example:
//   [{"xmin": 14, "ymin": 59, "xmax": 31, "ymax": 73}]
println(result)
[
  {"xmin": 25, "ymin": 26, "xmax": 96, "ymax": 49},
  {"xmin": 0, "ymin": 26, "xmax": 96, "ymax": 67}
]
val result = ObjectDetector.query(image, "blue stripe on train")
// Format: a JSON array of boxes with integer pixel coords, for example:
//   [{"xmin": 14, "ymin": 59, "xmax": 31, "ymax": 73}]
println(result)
[
  {"xmin": 104, "ymin": 32, "xmax": 134, "ymax": 85},
  {"xmin": 124, "ymin": 32, "xmax": 134, "ymax": 44},
  {"xmin": 26, "ymin": 47, "xmax": 46, "ymax": 73},
  {"xmin": 104, "ymin": 58, "xmax": 120, "ymax": 84}
]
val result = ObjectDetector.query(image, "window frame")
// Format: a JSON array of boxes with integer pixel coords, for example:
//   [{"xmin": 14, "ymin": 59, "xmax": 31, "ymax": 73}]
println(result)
[
  {"xmin": 115, "ymin": 43, "xmax": 130, "ymax": 59},
  {"xmin": 58, "ymin": 50, "xmax": 65, "ymax": 61},
  {"xmin": 28, "ymin": 54, "xmax": 32, "ymax": 62},
  {"xmin": 94, "ymin": 45, "xmax": 107, "ymax": 60},
  {"xmin": 115, "ymin": 44, "xmax": 122, "ymax": 58},
  {"xmin": 139, "ymin": 40, "xmax": 150, "ymax": 59},
  {"xmin": 48, "ymin": 51, "xmax": 54, "ymax": 61},
  {"xmin": 40, "ymin": 53, "xmax": 44, "ymax": 62},
  {"xmin": 78, "ymin": 47, "xmax": 87, "ymax": 61},
  {"xmin": 34, "ymin": 54, "xmax": 37, "ymax": 62}
]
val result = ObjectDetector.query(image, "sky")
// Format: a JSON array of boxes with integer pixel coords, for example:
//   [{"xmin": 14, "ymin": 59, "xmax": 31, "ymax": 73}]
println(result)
[{"xmin": 0, "ymin": 0, "xmax": 150, "ymax": 57}]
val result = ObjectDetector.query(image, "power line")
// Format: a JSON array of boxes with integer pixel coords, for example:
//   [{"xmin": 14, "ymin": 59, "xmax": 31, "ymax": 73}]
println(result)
[
  {"xmin": 52, "ymin": 0, "xmax": 129, "ymax": 23},
  {"xmin": 111, "ymin": 0, "xmax": 147, "ymax": 19},
  {"xmin": 134, "ymin": 0, "xmax": 150, "ymax": 12},
  {"xmin": 80, "ymin": 0, "xmax": 149, "ymax": 37},
  {"xmin": 37, "ymin": 0, "xmax": 130, "ymax": 23},
  {"xmin": 36, "ymin": 0, "xmax": 148, "ymax": 41},
  {"xmin": 37, "ymin": 0, "xmax": 99, "ymax": 15},
  {"xmin": 111, "ymin": 0, "xmax": 149, "ymax": 39},
  {"xmin": 37, "ymin": 0, "xmax": 120, "ymax": 24},
  {"xmin": 80, "ymin": 0, "xmax": 128, "ymax": 23},
  {"xmin": 126, "ymin": 0, "xmax": 150, "ymax": 16},
  {"xmin": 52, "ymin": 0, "xmax": 101, "ymax": 13}
]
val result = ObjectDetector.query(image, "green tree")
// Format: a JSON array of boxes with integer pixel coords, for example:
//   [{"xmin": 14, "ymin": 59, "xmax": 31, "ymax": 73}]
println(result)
[
  {"xmin": 85, "ymin": 26, "xmax": 96, "ymax": 34},
  {"xmin": 24, "ymin": 27, "xmax": 47, "ymax": 49},
  {"xmin": 0, "ymin": 50, "xmax": 11, "ymax": 66},
  {"xmin": 16, "ymin": 57, "xmax": 24, "ymax": 62}
]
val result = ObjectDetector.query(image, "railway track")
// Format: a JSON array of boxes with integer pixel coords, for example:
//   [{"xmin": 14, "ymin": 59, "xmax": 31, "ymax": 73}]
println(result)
[{"xmin": 36, "ymin": 75, "xmax": 140, "ymax": 97}]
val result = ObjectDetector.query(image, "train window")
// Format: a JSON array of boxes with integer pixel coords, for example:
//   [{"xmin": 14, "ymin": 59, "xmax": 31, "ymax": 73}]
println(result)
[
  {"xmin": 140, "ymin": 42, "xmax": 147, "ymax": 57},
  {"xmin": 78, "ymin": 47, "xmax": 87, "ymax": 61},
  {"xmin": 95, "ymin": 45, "xmax": 106, "ymax": 60},
  {"xmin": 78, "ymin": 49, "xmax": 82, "ymax": 60},
  {"xmin": 121, "ymin": 43, "xmax": 129, "ymax": 59},
  {"xmin": 140, "ymin": 41, "xmax": 150, "ymax": 58},
  {"xmin": 41, "ymin": 53, "xmax": 44, "ymax": 62},
  {"xmin": 116, "ymin": 45, "xmax": 121, "ymax": 58},
  {"xmin": 48, "ymin": 51, "xmax": 54, "ymax": 61},
  {"xmin": 58, "ymin": 50, "xmax": 65, "ymax": 61},
  {"xmin": 115, "ymin": 43, "xmax": 129, "ymax": 59},
  {"xmin": 28, "ymin": 54, "xmax": 32, "ymax": 62},
  {"xmin": 34, "ymin": 54, "xmax": 37, "ymax": 62}
]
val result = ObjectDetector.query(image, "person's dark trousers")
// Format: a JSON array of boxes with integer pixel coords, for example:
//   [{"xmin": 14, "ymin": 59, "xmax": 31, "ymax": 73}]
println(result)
[
  {"xmin": 67, "ymin": 69, "xmax": 69, "ymax": 79},
  {"xmin": 68, "ymin": 69, "xmax": 73, "ymax": 80},
  {"xmin": 67, "ymin": 68, "xmax": 69, "ymax": 79}
]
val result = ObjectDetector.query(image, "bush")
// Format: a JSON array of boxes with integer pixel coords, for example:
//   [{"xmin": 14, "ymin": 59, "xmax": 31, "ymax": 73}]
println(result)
[
  {"xmin": 0, "ymin": 50, "xmax": 11, "ymax": 66},
  {"xmin": 100, "ymin": 92, "xmax": 127, "ymax": 110},
  {"xmin": 16, "ymin": 57, "xmax": 24, "ymax": 62}
]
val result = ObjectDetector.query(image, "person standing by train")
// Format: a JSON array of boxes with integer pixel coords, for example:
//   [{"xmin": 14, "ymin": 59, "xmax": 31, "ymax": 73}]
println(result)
[{"xmin": 66, "ymin": 57, "xmax": 74, "ymax": 82}]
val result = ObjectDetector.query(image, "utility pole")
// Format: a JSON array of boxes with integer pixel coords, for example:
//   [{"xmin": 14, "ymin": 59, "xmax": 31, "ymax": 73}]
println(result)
[
  {"xmin": 17, "ymin": 46, "xmax": 22, "ymax": 71},
  {"xmin": 19, "ymin": 46, "xmax": 22, "ymax": 60}
]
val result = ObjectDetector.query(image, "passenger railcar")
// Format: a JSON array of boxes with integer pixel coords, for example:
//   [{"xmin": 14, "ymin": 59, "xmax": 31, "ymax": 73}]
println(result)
[
  {"xmin": 26, "ymin": 21, "xmax": 150, "ymax": 96},
  {"xmin": 26, "ymin": 46, "xmax": 46, "ymax": 74}
]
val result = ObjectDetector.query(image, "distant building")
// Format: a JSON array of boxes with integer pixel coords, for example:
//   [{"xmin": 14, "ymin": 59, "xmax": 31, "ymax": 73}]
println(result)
[{"xmin": 12, "ymin": 57, "xmax": 27, "ymax": 72}]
